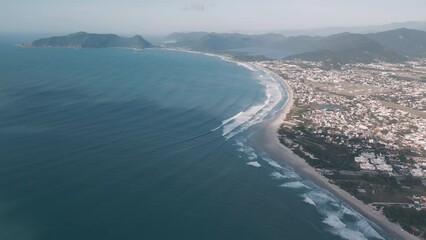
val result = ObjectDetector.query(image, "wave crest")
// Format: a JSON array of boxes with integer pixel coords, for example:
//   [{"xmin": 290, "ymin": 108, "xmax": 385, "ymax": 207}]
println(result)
[{"xmin": 211, "ymin": 64, "xmax": 285, "ymax": 140}]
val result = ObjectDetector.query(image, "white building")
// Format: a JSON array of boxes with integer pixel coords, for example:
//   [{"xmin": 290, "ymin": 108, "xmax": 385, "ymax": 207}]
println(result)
[
  {"xmin": 411, "ymin": 168, "xmax": 424, "ymax": 178},
  {"xmin": 355, "ymin": 156, "xmax": 368, "ymax": 163},
  {"xmin": 360, "ymin": 163, "xmax": 376, "ymax": 171}
]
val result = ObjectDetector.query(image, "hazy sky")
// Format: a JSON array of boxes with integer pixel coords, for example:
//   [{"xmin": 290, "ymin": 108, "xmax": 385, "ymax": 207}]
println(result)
[{"xmin": 1, "ymin": 0, "xmax": 426, "ymax": 35}]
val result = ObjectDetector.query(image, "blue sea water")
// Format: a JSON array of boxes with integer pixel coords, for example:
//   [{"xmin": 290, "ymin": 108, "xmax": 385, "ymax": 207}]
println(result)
[{"xmin": 0, "ymin": 44, "xmax": 388, "ymax": 240}]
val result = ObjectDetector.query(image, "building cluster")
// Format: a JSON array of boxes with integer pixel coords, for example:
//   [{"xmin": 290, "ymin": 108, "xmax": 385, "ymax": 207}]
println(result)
[
  {"xmin": 411, "ymin": 195, "xmax": 426, "ymax": 210},
  {"xmin": 355, "ymin": 152, "xmax": 393, "ymax": 172},
  {"xmin": 257, "ymin": 60, "xmax": 426, "ymax": 179},
  {"xmin": 346, "ymin": 61, "xmax": 426, "ymax": 112}
]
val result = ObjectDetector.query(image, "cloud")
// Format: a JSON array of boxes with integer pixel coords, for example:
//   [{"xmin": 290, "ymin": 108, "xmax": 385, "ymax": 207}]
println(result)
[
  {"xmin": 72, "ymin": 6, "xmax": 96, "ymax": 12},
  {"xmin": 190, "ymin": 1, "xmax": 205, "ymax": 11}
]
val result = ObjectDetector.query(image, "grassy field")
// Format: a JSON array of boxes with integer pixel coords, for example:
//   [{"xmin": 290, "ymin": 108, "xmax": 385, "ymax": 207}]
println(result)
[{"xmin": 381, "ymin": 101, "xmax": 426, "ymax": 119}]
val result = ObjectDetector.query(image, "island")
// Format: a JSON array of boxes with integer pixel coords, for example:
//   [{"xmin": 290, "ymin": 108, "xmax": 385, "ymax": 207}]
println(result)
[{"xmin": 26, "ymin": 32, "xmax": 154, "ymax": 49}]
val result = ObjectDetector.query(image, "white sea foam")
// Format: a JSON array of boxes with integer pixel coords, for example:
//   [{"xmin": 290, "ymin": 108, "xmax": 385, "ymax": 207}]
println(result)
[
  {"xmin": 280, "ymin": 181, "xmax": 310, "ymax": 189},
  {"xmin": 235, "ymin": 62, "xmax": 256, "ymax": 71},
  {"xmin": 330, "ymin": 226, "xmax": 367, "ymax": 240},
  {"xmin": 263, "ymin": 157, "xmax": 284, "ymax": 169},
  {"xmin": 282, "ymin": 171, "xmax": 299, "ymax": 180},
  {"xmin": 221, "ymin": 100, "xmax": 268, "ymax": 138},
  {"xmin": 211, "ymin": 112, "xmax": 243, "ymax": 132},
  {"xmin": 202, "ymin": 53, "xmax": 256, "ymax": 72},
  {"xmin": 234, "ymin": 140, "xmax": 258, "ymax": 160},
  {"xmin": 223, "ymin": 112, "xmax": 244, "ymax": 125},
  {"xmin": 246, "ymin": 161, "xmax": 261, "ymax": 168},
  {"xmin": 270, "ymin": 171, "xmax": 299, "ymax": 181},
  {"xmin": 354, "ymin": 219, "xmax": 385, "ymax": 240},
  {"xmin": 304, "ymin": 191, "xmax": 335, "ymax": 205},
  {"xmin": 168, "ymin": 51, "xmax": 285, "ymax": 141},
  {"xmin": 205, "ymin": 53, "xmax": 383, "ymax": 239},
  {"xmin": 303, "ymin": 196, "xmax": 316, "ymax": 206},
  {"xmin": 323, "ymin": 214, "xmax": 370, "ymax": 240},
  {"xmin": 341, "ymin": 205, "xmax": 358, "ymax": 218},
  {"xmin": 323, "ymin": 215, "xmax": 346, "ymax": 229},
  {"xmin": 246, "ymin": 149, "xmax": 258, "ymax": 160},
  {"xmin": 270, "ymin": 172, "xmax": 286, "ymax": 179},
  {"xmin": 211, "ymin": 65, "xmax": 285, "ymax": 140},
  {"xmin": 302, "ymin": 189, "xmax": 384, "ymax": 240}
]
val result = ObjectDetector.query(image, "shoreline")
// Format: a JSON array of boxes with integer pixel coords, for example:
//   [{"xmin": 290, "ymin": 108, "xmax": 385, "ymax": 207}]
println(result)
[
  {"xmin": 160, "ymin": 47, "xmax": 417, "ymax": 239},
  {"xmin": 250, "ymin": 67, "xmax": 418, "ymax": 240}
]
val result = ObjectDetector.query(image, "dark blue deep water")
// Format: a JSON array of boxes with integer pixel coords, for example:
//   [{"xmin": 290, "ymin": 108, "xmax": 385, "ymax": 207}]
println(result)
[{"xmin": 0, "ymin": 44, "xmax": 387, "ymax": 240}]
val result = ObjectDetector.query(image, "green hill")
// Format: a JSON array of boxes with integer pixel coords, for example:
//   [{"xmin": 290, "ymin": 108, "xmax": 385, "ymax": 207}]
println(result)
[
  {"xmin": 30, "ymin": 32, "xmax": 154, "ymax": 49},
  {"xmin": 286, "ymin": 33, "xmax": 407, "ymax": 66},
  {"xmin": 367, "ymin": 28, "xmax": 426, "ymax": 57},
  {"xmin": 166, "ymin": 28, "xmax": 426, "ymax": 64}
]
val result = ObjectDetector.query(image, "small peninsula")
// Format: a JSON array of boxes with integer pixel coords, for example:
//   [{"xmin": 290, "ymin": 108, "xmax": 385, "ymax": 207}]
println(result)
[{"xmin": 28, "ymin": 32, "xmax": 154, "ymax": 49}]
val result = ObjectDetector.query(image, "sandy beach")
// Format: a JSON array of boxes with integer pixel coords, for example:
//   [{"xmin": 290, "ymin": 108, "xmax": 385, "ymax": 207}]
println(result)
[
  {"xmin": 164, "ymin": 47, "xmax": 418, "ymax": 239},
  {"xmin": 250, "ymin": 68, "xmax": 418, "ymax": 240}
]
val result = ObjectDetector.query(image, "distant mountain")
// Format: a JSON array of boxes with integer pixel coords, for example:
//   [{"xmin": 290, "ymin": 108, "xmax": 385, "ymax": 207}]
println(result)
[
  {"xmin": 166, "ymin": 28, "xmax": 426, "ymax": 65},
  {"xmin": 29, "ymin": 32, "xmax": 154, "ymax": 49},
  {"xmin": 367, "ymin": 28, "xmax": 426, "ymax": 57},
  {"xmin": 286, "ymin": 32, "xmax": 407, "ymax": 66},
  {"xmin": 166, "ymin": 32, "xmax": 211, "ymax": 44},
  {"xmin": 278, "ymin": 21, "xmax": 426, "ymax": 37},
  {"xmin": 166, "ymin": 32, "xmax": 286, "ymax": 51}
]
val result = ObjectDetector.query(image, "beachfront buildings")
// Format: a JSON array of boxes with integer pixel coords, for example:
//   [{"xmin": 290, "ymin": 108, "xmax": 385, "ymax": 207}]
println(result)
[{"xmin": 258, "ymin": 59, "xmax": 426, "ymax": 178}]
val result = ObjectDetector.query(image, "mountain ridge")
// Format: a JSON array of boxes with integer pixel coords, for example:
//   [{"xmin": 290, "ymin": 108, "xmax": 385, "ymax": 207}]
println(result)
[
  {"xmin": 29, "ymin": 32, "xmax": 154, "ymax": 49},
  {"xmin": 165, "ymin": 28, "xmax": 426, "ymax": 65},
  {"xmin": 367, "ymin": 28, "xmax": 426, "ymax": 57}
]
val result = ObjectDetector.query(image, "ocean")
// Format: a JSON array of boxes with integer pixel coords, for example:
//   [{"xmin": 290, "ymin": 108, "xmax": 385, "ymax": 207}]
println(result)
[{"xmin": 0, "ymin": 43, "xmax": 388, "ymax": 240}]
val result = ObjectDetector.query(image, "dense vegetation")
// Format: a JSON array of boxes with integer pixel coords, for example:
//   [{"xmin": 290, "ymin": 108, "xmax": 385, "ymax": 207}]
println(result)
[
  {"xmin": 166, "ymin": 28, "xmax": 426, "ymax": 65},
  {"xmin": 279, "ymin": 126, "xmax": 357, "ymax": 170},
  {"xmin": 383, "ymin": 206, "xmax": 426, "ymax": 236},
  {"xmin": 31, "ymin": 32, "xmax": 154, "ymax": 49}
]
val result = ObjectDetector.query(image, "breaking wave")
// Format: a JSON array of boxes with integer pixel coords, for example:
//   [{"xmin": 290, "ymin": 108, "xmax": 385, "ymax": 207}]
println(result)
[
  {"xmin": 280, "ymin": 181, "xmax": 311, "ymax": 189},
  {"xmin": 246, "ymin": 161, "xmax": 261, "ymax": 168},
  {"xmin": 219, "ymin": 60, "xmax": 386, "ymax": 240},
  {"xmin": 303, "ymin": 191, "xmax": 385, "ymax": 240},
  {"xmin": 235, "ymin": 137, "xmax": 385, "ymax": 240},
  {"xmin": 211, "ymin": 64, "xmax": 284, "ymax": 140},
  {"xmin": 303, "ymin": 196, "xmax": 316, "ymax": 206}
]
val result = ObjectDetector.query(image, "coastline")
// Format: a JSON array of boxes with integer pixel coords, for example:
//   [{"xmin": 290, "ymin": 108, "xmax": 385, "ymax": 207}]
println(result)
[
  {"xmin": 160, "ymin": 47, "xmax": 417, "ymax": 239},
  {"xmin": 250, "ymin": 67, "xmax": 418, "ymax": 240}
]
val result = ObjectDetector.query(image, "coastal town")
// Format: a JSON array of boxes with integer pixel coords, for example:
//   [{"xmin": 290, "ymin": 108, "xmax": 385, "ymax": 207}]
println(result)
[{"xmin": 257, "ymin": 59, "xmax": 426, "ymax": 236}]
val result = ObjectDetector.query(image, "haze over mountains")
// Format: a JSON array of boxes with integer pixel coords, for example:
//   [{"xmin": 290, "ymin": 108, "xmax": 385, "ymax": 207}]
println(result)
[
  {"xmin": 367, "ymin": 28, "xmax": 426, "ymax": 57},
  {"xmin": 277, "ymin": 21, "xmax": 426, "ymax": 37},
  {"xmin": 165, "ymin": 28, "xmax": 426, "ymax": 66},
  {"xmin": 27, "ymin": 28, "xmax": 426, "ymax": 67}
]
